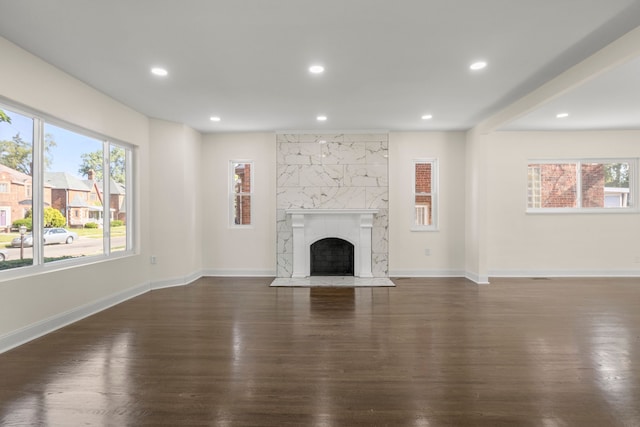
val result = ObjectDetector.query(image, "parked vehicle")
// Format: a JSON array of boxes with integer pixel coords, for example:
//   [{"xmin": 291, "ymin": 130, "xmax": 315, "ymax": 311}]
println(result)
[
  {"xmin": 11, "ymin": 228, "xmax": 78, "ymax": 247},
  {"xmin": 0, "ymin": 249, "xmax": 7, "ymax": 261}
]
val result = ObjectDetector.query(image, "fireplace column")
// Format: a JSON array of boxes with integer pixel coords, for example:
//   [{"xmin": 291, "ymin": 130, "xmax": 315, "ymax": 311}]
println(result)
[
  {"xmin": 291, "ymin": 213, "xmax": 306, "ymax": 278},
  {"xmin": 358, "ymin": 213, "xmax": 374, "ymax": 278}
]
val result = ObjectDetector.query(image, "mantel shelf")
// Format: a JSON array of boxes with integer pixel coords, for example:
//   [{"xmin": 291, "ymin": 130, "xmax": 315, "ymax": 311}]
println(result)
[{"xmin": 286, "ymin": 209, "xmax": 379, "ymax": 216}]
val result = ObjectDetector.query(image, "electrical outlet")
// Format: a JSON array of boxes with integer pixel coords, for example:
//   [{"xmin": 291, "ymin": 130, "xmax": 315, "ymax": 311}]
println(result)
[
  {"xmin": 151, "ymin": 256, "xmax": 157, "ymax": 265},
  {"xmin": 424, "ymin": 248, "xmax": 431, "ymax": 256},
  {"xmin": 635, "ymin": 256, "xmax": 640, "ymax": 264}
]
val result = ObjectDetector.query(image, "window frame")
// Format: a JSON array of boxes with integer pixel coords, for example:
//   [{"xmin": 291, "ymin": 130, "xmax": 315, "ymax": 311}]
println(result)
[
  {"xmin": 526, "ymin": 158, "xmax": 638, "ymax": 214},
  {"xmin": 229, "ymin": 160, "xmax": 253, "ymax": 228},
  {"xmin": 0, "ymin": 97, "xmax": 136, "ymax": 280},
  {"xmin": 411, "ymin": 158, "xmax": 439, "ymax": 231}
]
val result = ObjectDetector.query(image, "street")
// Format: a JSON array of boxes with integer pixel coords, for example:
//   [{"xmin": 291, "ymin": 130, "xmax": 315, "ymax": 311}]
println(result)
[{"xmin": 3, "ymin": 236, "xmax": 127, "ymax": 260}]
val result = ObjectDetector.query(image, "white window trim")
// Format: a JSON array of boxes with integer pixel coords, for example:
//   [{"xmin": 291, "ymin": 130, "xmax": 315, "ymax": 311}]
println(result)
[
  {"xmin": 411, "ymin": 158, "xmax": 439, "ymax": 231},
  {"xmin": 526, "ymin": 158, "xmax": 639, "ymax": 214},
  {"xmin": 229, "ymin": 160, "xmax": 254, "ymax": 228}
]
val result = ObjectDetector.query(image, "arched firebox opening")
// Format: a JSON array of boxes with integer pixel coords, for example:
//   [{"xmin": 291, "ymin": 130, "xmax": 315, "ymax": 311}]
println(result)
[{"xmin": 310, "ymin": 238, "xmax": 354, "ymax": 276}]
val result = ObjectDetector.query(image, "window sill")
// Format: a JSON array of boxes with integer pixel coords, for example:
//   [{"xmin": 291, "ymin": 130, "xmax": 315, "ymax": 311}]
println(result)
[{"xmin": 411, "ymin": 226, "xmax": 439, "ymax": 232}]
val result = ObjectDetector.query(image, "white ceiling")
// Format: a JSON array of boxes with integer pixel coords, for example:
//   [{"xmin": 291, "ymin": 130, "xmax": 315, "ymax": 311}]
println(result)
[{"xmin": 0, "ymin": 0, "xmax": 639, "ymax": 133}]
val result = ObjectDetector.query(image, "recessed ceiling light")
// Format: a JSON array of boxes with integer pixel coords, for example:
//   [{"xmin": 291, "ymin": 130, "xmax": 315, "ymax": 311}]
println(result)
[
  {"xmin": 556, "ymin": 113, "xmax": 569, "ymax": 118},
  {"xmin": 421, "ymin": 114, "xmax": 433, "ymax": 120},
  {"xmin": 151, "ymin": 67, "xmax": 168, "ymax": 77},
  {"xmin": 210, "ymin": 116, "xmax": 221, "ymax": 122},
  {"xmin": 469, "ymin": 61, "xmax": 487, "ymax": 71},
  {"xmin": 309, "ymin": 65, "xmax": 325, "ymax": 74},
  {"xmin": 317, "ymin": 115, "xmax": 327, "ymax": 121}
]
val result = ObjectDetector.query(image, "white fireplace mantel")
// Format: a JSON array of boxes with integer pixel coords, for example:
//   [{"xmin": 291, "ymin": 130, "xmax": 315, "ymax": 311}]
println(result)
[{"xmin": 286, "ymin": 209, "xmax": 378, "ymax": 278}]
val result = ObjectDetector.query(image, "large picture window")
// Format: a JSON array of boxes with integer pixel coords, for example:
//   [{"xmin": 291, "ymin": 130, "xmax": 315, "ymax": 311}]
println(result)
[
  {"xmin": 0, "ymin": 101, "xmax": 134, "ymax": 273},
  {"xmin": 230, "ymin": 161, "xmax": 252, "ymax": 226},
  {"xmin": 527, "ymin": 159, "xmax": 636, "ymax": 212},
  {"xmin": 412, "ymin": 159, "xmax": 438, "ymax": 230}
]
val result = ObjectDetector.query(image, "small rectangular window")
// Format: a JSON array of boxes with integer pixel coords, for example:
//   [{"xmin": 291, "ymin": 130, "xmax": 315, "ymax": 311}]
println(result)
[
  {"xmin": 527, "ymin": 160, "xmax": 635, "ymax": 212},
  {"xmin": 230, "ymin": 161, "xmax": 252, "ymax": 226},
  {"xmin": 412, "ymin": 159, "xmax": 438, "ymax": 230}
]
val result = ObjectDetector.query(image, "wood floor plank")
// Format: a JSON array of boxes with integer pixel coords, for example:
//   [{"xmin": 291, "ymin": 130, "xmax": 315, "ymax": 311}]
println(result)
[{"xmin": 1, "ymin": 276, "xmax": 639, "ymax": 426}]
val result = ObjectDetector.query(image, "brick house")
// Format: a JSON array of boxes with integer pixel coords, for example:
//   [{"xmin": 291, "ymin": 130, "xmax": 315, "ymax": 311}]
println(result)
[
  {"xmin": 529, "ymin": 163, "xmax": 610, "ymax": 208},
  {"xmin": 45, "ymin": 171, "xmax": 103, "ymax": 228},
  {"xmin": 45, "ymin": 170, "xmax": 127, "ymax": 228},
  {"xmin": 100, "ymin": 178, "xmax": 126, "ymax": 223},
  {"xmin": 0, "ymin": 163, "xmax": 52, "ymax": 231}
]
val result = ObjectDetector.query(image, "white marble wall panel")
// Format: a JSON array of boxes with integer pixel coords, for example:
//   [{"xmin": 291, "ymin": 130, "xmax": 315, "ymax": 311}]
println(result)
[
  {"xmin": 277, "ymin": 230, "xmax": 293, "ymax": 254},
  {"xmin": 365, "ymin": 187, "xmax": 389, "ymax": 209},
  {"xmin": 297, "ymin": 134, "xmax": 345, "ymax": 143},
  {"xmin": 278, "ymin": 187, "xmax": 366, "ymax": 209},
  {"xmin": 277, "ymin": 142, "xmax": 322, "ymax": 165},
  {"xmin": 276, "ymin": 133, "xmax": 389, "ymax": 277},
  {"xmin": 277, "ymin": 188, "xmax": 316, "ymax": 209},
  {"xmin": 344, "ymin": 134, "xmax": 387, "ymax": 142},
  {"xmin": 298, "ymin": 164, "xmax": 344, "ymax": 187},
  {"xmin": 277, "ymin": 253, "xmax": 293, "ymax": 277},
  {"xmin": 372, "ymin": 226, "xmax": 388, "ymax": 254},
  {"xmin": 321, "ymin": 142, "xmax": 366, "ymax": 165},
  {"xmin": 277, "ymin": 165, "xmax": 300, "ymax": 187},
  {"xmin": 344, "ymin": 164, "xmax": 388, "ymax": 187},
  {"xmin": 372, "ymin": 253, "xmax": 388, "ymax": 276},
  {"xmin": 366, "ymin": 141, "xmax": 389, "ymax": 164}
]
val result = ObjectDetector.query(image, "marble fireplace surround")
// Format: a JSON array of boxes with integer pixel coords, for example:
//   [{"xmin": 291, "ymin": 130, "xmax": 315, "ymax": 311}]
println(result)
[{"xmin": 287, "ymin": 209, "xmax": 378, "ymax": 278}]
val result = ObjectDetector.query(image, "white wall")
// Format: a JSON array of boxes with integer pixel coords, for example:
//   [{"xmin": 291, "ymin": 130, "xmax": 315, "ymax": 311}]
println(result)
[
  {"xmin": 0, "ymin": 37, "xmax": 151, "ymax": 349},
  {"xmin": 149, "ymin": 119, "xmax": 203, "ymax": 287},
  {"xmin": 388, "ymin": 132, "xmax": 466, "ymax": 276},
  {"xmin": 201, "ymin": 133, "xmax": 276, "ymax": 276},
  {"xmin": 487, "ymin": 131, "xmax": 640, "ymax": 276}
]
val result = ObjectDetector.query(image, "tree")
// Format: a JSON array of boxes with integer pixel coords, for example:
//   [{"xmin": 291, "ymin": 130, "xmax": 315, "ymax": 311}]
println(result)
[
  {"xmin": 44, "ymin": 207, "xmax": 66, "ymax": 227},
  {"xmin": 25, "ymin": 207, "xmax": 66, "ymax": 227},
  {"xmin": 0, "ymin": 132, "xmax": 57, "ymax": 174},
  {"xmin": 78, "ymin": 146, "xmax": 126, "ymax": 184},
  {"xmin": 605, "ymin": 163, "xmax": 629, "ymax": 188},
  {"xmin": 0, "ymin": 133, "xmax": 32, "ymax": 174},
  {"xmin": 0, "ymin": 109, "xmax": 11, "ymax": 124}
]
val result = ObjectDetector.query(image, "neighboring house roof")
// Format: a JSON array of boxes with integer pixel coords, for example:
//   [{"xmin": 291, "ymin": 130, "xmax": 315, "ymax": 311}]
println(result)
[
  {"xmin": 97, "ymin": 178, "xmax": 126, "ymax": 195},
  {"xmin": 0, "ymin": 164, "xmax": 54, "ymax": 189},
  {"xmin": 44, "ymin": 172, "xmax": 92, "ymax": 191},
  {"xmin": 0, "ymin": 163, "xmax": 34, "ymax": 183},
  {"xmin": 68, "ymin": 193, "xmax": 89, "ymax": 208}
]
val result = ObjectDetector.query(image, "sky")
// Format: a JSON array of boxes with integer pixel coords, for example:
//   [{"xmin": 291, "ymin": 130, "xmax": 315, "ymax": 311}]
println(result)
[{"xmin": 0, "ymin": 107, "xmax": 101, "ymax": 176}]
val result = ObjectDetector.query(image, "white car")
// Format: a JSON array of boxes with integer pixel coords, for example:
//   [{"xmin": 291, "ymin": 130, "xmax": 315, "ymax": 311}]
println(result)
[{"xmin": 11, "ymin": 228, "xmax": 78, "ymax": 247}]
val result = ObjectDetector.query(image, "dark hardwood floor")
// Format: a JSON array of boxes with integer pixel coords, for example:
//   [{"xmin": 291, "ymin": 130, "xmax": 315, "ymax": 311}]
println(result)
[{"xmin": 1, "ymin": 276, "xmax": 639, "ymax": 426}]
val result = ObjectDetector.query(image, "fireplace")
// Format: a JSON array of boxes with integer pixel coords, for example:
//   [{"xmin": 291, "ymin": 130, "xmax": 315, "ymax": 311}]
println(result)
[
  {"xmin": 286, "ymin": 209, "xmax": 378, "ymax": 278},
  {"xmin": 310, "ymin": 238, "xmax": 354, "ymax": 276}
]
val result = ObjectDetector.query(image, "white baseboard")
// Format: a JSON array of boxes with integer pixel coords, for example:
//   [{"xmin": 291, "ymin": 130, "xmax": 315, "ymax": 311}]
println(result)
[
  {"xmin": 489, "ymin": 269, "xmax": 640, "ymax": 278},
  {"xmin": 465, "ymin": 271, "xmax": 490, "ymax": 285},
  {"xmin": 0, "ymin": 281, "xmax": 150, "ymax": 354},
  {"xmin": 150, "ymin": 271, "xmax": 203, "ymax": 290},
  {"xmin": 389, "ymin": 269, "xmax": 465, "ymax": 278}
]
